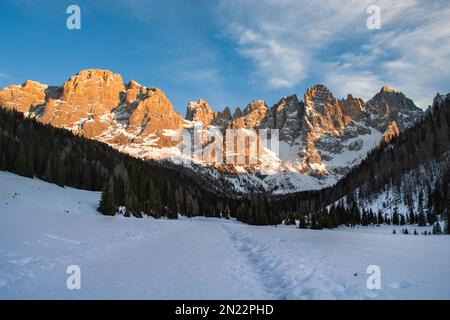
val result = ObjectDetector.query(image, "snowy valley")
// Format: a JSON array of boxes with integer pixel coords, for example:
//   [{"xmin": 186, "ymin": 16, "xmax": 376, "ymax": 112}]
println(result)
[{"xmin": 1, "ymin": 171, "xmax": 449, "ymax": 300}]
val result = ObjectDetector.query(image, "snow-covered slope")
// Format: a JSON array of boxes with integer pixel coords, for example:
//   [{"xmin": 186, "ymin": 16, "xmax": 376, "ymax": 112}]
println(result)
[{"xmin": 1, "ymin": 171, "xmax": 449, "ymax": 299}]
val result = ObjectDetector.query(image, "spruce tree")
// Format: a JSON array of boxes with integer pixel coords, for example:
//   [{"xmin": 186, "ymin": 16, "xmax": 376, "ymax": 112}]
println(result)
[
  {"xmin": 311, "ymin": 214, "xmax": 318, "ymax": 230},
  {"xmin": 400, "ymin": 214, "xmax": 406, "ymax": 226},
  {"xmin": 26, "ymin": 146, "xmax": 34, "ymax": 178},
  {"xmin": 392, "ymin": 207, "xmax": 400, "ymax": 225},
  {"xmin": 408, "ymin": 208, "xmax": 416, "ymax": 224},
  {"xmin": 377, "ymin": 210, "xmax": 384, "ymax": 224},
  {"xmin": 299, "ymin": 216, "xmax": 307, "ymax": 229},
  {"xmin": 15, "ymin": 143, "xmax": 29, "ymax": 177},
  {"xmin": 432, "ymin": 222, "xmax": 442, "ymax": 235},
  {"xmin": 446, "ymin": 212, "xmax": 450, "ymax": 235},
  {"xmin": 0, "ymin": 153, "xmax": 7, "ymax": 171},
  {"xmin": 427, "ymin": 208, "xmax": 435, "ymax": 226},
  {"xmin": 98, "ymin": 181, "xmax": 116, "ymax": 216},
  {"xmin": 417, "ymin": 210, "xmax": 426, "ymax": 226},
  {"xmin": 361, "ymin": 209, "xmax": 369, "ymax": 226}
]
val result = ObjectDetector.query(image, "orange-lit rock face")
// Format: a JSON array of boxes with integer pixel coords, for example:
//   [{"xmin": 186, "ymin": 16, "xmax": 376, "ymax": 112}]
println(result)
[
  {"xmin": 128, "ymin": 88, "xmax": 184, "ymax": 136},
  {"xmin": 230, "ymin": 100, "xmax": 268, "ymax": 129},
  {"xmin": 186, "ymin": 99, "xmax": 215, "ymax": 126},
  {"xmin": 212, "ymin": 106, "xmax": 232, "ymax": 127},
  {"xmin": 340, "ymin": 94, "xmax": 365, "ymax": 123},
  {"xmin": 304, "ymin": 84, "xmax": 347, "ymax": 135},
  {"xmin": 383, "ymin": 121, "xmax": 400, "ymax": 144},
  {"xmin": 40, "ymin": 69, "xmax": 125, "ymax": 137},
  {"xmin": 0, "ymin": 69, "xmax": 185, "ymax": 141},
  {"xmin": 0, "ymin": 80, "xmax": 47, "ymax": 113}
]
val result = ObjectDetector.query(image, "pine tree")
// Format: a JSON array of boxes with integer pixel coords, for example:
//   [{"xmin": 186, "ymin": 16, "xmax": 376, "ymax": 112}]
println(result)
[
  {"xmin": 418, "ymin": 191, "xmax": 424, "ymax": 215},
  {"xmin": 98, "ymin": 181, "xmax": 116, "ymax": 216},
  {"xmin": 377, "ymin": 210, "xmax": 384, "ymax": 224},
  {"xmin": 417, "ymin": 210, "xmax": 426, "ymax": 226},
  {"xmin": 432, "ymin": 222, "xmax": 442, "ymax": 235},
  {"xmin": 408, "ymin": 208, "xmax": 416, "ymax": 224},
  {"xmin": 55, "ymin": 158, "xmax": 65, "ymax": 187},
  {"xmin": 446, "ymin": 211, "xmax": 450, "ymax": 235},
  {"xmin": 361, "ymin": 209, "xmax": 369, "ymax": 226},
  {"xmin": 400, "ymin": 214, "xmax": 406, "ymax": 226},
  {"xmin": 426, "ymin": 206, "xmax": 435, "ymax": 226},
  {"xmin": 0, "ymin": 152, "xmax": 7, "ymax": 171},
  {"xmin": 26, "ymin": 145, "xmax": 34, "ymax": 178},
  {"xmin": 311, "ymin": 214, "xmax": 318, "ymax": 230},
  {"xmin": 15, "ymin": 143, "xmax": 29, "ymax": 177},
  {"xmin": 299, "ymin": 216, "xmax": 307, "ymax": 229},
  {"xmin": 426, "ymin": 185, "xmax": 434, "ymax": 224},
  {"xmin": 392, "ymin": 207, "xmax": 400, "ymax": 225}
]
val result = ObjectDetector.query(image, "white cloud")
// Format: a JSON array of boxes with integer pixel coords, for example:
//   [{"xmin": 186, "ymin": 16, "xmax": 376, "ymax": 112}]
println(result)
[
  {"xmin": 236, "ymin": 27, "xmax": 306, "ymax": 88},
  {"xmin": 218, "ymin": 0, "xmax": 450, "ymax": 108}
]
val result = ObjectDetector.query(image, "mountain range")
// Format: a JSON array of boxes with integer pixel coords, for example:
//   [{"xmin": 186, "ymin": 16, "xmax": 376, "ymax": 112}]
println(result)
[{"xmin": 0, "ymin": 69, "xmax": 425, "ymax": 194}]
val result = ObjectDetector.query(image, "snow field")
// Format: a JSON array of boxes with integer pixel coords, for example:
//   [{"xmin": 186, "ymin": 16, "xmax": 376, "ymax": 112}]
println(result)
[{"xmin": 1, "ymin": 171, "xmax": 449, "ymax": 299}]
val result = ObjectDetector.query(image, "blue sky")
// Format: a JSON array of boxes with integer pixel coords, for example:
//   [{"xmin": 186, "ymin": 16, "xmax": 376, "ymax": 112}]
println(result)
[{"xmin": 1, "ymin": 0, "xmax": 449, "ymax": 113}]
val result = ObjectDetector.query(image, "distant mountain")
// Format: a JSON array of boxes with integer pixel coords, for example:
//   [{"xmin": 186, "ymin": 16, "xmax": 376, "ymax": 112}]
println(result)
[{"xmin": 0, "ymin": 69, "xmax": 424, "ymax": 194}]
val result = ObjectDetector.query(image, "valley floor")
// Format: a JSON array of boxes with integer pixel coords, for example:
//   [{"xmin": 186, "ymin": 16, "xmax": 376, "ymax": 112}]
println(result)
[{"xmin": 0, "ymin": 171, "xmax": 449, "ymax": 299}]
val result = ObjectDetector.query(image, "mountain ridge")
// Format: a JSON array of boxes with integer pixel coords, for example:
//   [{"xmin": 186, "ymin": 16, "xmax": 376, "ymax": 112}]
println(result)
[{"xmin": 0, "ymin": 68, "xmax": 425, "ymax": 194}]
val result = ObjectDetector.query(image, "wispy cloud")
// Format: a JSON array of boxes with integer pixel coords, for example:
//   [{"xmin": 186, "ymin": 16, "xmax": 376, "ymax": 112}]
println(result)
[
  {"xmin": 234, "ymin": 26, "xmax": 306, "ymax": 88},
  {"xmin": 217, "ymin": 0, "xmax": 450, "ymax": 107}
]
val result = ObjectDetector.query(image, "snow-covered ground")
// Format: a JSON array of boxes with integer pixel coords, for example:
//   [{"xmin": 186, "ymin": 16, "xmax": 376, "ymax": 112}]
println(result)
[{"xmin": 0, "ymin": 171, "xmax": 449, "ymax": 300}]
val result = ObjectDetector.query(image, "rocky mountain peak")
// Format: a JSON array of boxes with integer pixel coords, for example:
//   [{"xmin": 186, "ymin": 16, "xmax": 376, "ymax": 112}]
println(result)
[
  {"xmin": 380, "ymin": 86, "xmax": 400, "ymax": 94},
  {"xmin": 305, "ymin": 84, "xmax": 334, "ymax": 107},
  {"xmin": 125, "ymin": 80, "xmax": 147, "ymax": 107},
  {"xmin": 366, "ymin": 86, "xmax": 423, "ymax": 131},
  {"xmin": 233, "ymin": 107, "xmax": 243, "ymax": 119},
  {"xmin": 127, "ymin": 87, "xmax": 184, "ymax": 137},
  {"xmin": 243, "ymin": 99, "xmax": 266, "ymax": 116},
  {"xmin": 211, "ymin": 106, "xmax": 232, "ymax": 127},
  {"xmin": 59, "ymin": 69, "xmax": 125, "ymax": 108},
  {"xmin": 303, "ymin": 84, "xmax": 349, "ymax": 135},
  {"xmin": 0, "ymin": 80, "xmax": 47, "ymax": 113},
  {"xmin": 64, "ymin": 69, "xmax": 124, "ymax": 91},
  {"xmin": 229, "ymin": 100, "xmax": 268, "ymax": 129},
  {"xmin": 126, "ymin": 80, "xmax": 142, "ymax": 90},
  {"xmin": 263, "ymin": 94, "xmax": 303, "ymax": 143},
  {"xmin": 39, "ymin": 69, "xmax": 126, "ymax": 134},
  {"xmin": 185, "ymin": 99, "xmax": 214, "ymax": 125},
  {"xmin": 221, "ymin": 106, "xmax": 232, "ymax": 119},
  {"xmin": 338, "ymin": 94, "xmax": 365, "ymax": 121},
  {"xmin": 433, "ymin": 93, "xmax": 450, "ymax": 107}
]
